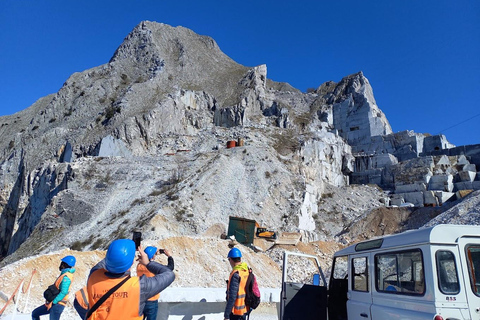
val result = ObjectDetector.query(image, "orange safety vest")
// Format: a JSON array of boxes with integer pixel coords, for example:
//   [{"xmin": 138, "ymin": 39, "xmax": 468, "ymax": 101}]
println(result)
[
  {"xmin": 54, "ymin": 273, "xmax": 74, "ymax": 306},
  {"xmin": 227, "ymin": 268, "xmax": 249, "ymax": 315},
  {"xmin": 87, "ymin": 269, "xmax": 142, "ymax": 320},
  {"xmin": 136, "ymin": 264, "xmax": 160, "ymax": 301},
  {"xmin": 75, "ymin": 286, "xmax": 89, "ymax": 309}
]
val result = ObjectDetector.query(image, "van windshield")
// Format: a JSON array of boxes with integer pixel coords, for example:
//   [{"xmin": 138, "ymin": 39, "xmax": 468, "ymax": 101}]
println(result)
[{"xmin": 466, "ymin": 245, "xmax": 480, "ymax": 296}]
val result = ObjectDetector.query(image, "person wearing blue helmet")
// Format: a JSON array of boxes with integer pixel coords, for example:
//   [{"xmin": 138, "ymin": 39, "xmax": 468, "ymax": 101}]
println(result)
[
  {"xmin": 224, "ymin": 247, "xmax": 250, "ymax": 320},
  {"xmin": 137, "ymin": 246, "xmax": 175, "ymax": 320},
  {"xmin": 32, "ymin": 255, "xmax": 76, "ymax": 320},
  {"xmin": 86, "ymin": 239, "xmax": 175, "ymax": 319}
]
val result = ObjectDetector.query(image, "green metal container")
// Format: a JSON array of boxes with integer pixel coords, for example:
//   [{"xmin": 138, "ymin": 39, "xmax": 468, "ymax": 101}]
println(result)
[{"xmin": 227, "ymin": 216, "xmax": 256, "ymax": 245}]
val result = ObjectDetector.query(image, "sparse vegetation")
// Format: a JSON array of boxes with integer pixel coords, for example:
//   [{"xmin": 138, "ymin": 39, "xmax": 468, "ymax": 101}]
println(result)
[
  {"xmin": 292, "ymin": 111, "xmax": 313, "ymax": 129},
  {"xmin": 175, "ymin": 208, "xmax": 186, "ymax": 221},
  {"xmin": 70, "ymin": 240, "xmax": 85, "ymax": 251},
  {"xmin": 84, "ymin": 166, "xmax": 96, "ymax": 179},
  {"xmin": 101, "ymin": 171, "xmax": 113, "ymax": 185},
  {"xmin": 121, "ymin": 73, "xmax": 128, "ymax": 85},
  {"xmin": 159, "ymin": 174, "xmax": 182, "ymax": 187},
  {"xmin": 91, "ymin": 238, "xmax": 107, "ymax": 250},
  {"xmin": 111, "ymin": 225, "xmax": 129, "ymax": 240},
  {"xmin": 166, "ymin": 191, "xmax": 179, "ymax": 201},
  {"xmin": 272, "ymin": 130, "xmax": 301, "ymax": 156},
  {"xmin": 149, "ymin": 190, "xmax": 164, "ymax": 197},
  {"xmin": 104, "ymin": 105, "xmax": 121, "ymax": 122},
  {"xmin": 71, "ymin": 234, "xmax": 95, "ymax": 250},
  {"xmin": 135, "ymin": 75, "xmax": 148, "ymax": 83},
  {"xmin": 131, "ymin": 198, "xmax": 146, "ymax": 206}
]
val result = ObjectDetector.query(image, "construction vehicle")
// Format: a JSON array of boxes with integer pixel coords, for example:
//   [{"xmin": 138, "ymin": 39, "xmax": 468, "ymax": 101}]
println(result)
[
  {"xmin": 280, "ymin": 224, "xmax": 480, "ymax": 320},
  {"xmin": 255, "ymin": 222, "xmax": 277, "ymax": 240}
]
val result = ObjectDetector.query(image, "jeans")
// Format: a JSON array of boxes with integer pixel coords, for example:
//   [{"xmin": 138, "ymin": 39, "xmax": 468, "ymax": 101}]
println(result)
[
  {"xmin": 229, "ymin": 313, "xmax": 247, "ymax": 320},
  {"xmin": 143, "ymin": 300, "xmax": 158, "ymax": 320},
  {"xmin": 31, "ymin": 303, "xmax": 65, "ymax": 320}
]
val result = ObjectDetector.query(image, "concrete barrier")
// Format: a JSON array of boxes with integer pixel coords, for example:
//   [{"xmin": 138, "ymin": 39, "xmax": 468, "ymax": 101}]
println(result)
[
  {"xmin": 158, "ymin": 287, "xmax": 281, "ymax": 320},
  {"xmin": 2, "ymin": 288, "xmax": 281, "ymax": 320}
]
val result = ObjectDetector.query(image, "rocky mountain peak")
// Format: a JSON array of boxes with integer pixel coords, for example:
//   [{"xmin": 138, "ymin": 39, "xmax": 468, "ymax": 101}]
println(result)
[
  {"xmin": 0, "ymin": 21, "xmax": 478, "ymax": 269},
  {"xmin": 109, "ymin": 21, "xmax": 248, "ymax": 106}
]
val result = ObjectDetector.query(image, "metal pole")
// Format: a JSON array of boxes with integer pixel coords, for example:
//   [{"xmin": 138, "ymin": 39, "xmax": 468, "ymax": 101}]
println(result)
[
  {"xmin": 279, "ymin": 251, "xmax": 288, "ymax": 320},
  {"xmin": 12, "ymin": 281, "xmax": 24, "ymax": 319}
]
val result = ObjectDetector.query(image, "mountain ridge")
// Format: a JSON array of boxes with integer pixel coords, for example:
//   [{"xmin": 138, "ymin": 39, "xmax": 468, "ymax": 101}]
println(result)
[{"xmin": 0, "ymin": 21, "xmax": 479, "ymax": 269}]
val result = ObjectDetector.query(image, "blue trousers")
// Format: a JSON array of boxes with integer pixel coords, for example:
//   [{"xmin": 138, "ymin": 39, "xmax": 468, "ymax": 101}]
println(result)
[
  {"xmin": 31, "ymin": 303, "xmax": 65, "ymax": 320},
  {"xmin": 229, "ymin": 314, "xmax": 247, "ymax": 320},
  {"xmin": 143, "ymin": 300, "xmax": 158, "ymax": 320}
]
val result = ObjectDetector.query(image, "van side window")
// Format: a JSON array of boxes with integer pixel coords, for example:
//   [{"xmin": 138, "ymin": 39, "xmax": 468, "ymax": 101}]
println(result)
[
  {"xmin": 332, "ymin": 256, "xmax": 348, "ymax": 279},
  {"xmin": 375, "ymin": 249, "xmax": 424, "ymax": 295},
  {"xmin": 436, "ymin": 250, "xmax": 460, "ymax": 294},
  {"xmin": 352, "ymin": 257, "xmax": 368, "ymax": 292},
  {"xmin": 466, "ymin": 245, "xmax": 480, "ymax": 296}
]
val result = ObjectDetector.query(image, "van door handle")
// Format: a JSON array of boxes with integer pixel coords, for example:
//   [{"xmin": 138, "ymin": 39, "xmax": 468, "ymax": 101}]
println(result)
[{"xmin": 360, "ymin": 313, "xmax": 368, "ymax": 318}]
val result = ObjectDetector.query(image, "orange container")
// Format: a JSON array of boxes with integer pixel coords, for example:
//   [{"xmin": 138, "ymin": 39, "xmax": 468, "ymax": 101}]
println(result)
[{"xmin": 226, "ymin": 141, "xmax": 236, "ymax": 148}]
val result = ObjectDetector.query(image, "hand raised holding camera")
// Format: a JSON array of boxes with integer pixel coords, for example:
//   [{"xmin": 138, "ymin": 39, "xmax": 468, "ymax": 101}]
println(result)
[{"xmin": 160, "ymin": 249, "xmax": 171, "ymax": 257}]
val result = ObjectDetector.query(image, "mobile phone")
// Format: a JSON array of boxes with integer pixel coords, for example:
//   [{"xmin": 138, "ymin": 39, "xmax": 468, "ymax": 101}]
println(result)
[
  {"xmin": 132, "ymin": 231, "xmax": 142, "ymax": 250},
  {"xmin": 159, "ymin": 249, "xmax": 165, "ymax": 254}
]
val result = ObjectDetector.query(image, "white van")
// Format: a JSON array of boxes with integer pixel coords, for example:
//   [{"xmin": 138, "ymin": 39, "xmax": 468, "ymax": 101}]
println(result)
[{"xmin": 280, "ymin": 224, "xmax": 480, "ymax": 320}]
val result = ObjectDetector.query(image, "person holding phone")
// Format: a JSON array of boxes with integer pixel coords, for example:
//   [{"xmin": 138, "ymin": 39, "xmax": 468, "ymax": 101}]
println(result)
[
  {"xmin": 137, "ymin": 246, "xmax": 174, "ymax": 320},
  {"xmin": 86, "ymin": 239, "xmax": 175, "ymax": 320}
]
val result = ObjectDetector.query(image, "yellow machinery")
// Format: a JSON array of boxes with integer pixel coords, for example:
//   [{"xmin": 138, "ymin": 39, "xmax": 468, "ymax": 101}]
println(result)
[{"xmin": 255, "ymin": 222, "xmax": 277, "ymax": 239}]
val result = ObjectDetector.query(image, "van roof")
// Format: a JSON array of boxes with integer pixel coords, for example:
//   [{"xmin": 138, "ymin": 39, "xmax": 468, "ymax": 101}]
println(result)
[{"xmin": 334, "ymin": 224, "xmax": 480, "ymax": 256}]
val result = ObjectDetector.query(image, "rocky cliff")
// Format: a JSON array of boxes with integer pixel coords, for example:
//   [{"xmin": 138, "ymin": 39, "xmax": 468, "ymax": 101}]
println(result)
[{"xmin": 0, "ymin": 21, "xmax": 479, "ymax": 267}]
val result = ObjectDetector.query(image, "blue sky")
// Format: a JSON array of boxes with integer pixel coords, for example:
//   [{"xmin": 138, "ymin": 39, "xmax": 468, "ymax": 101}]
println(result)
[{"xmin": 1, "ymin": 0, "xmax": 479, "ymax": 146}]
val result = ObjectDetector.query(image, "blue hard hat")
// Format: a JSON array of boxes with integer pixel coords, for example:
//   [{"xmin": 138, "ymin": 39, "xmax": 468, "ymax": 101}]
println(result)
[
  {"xmin": 61, "ymin": 255, "xmax": 76, "ymax": 267},
  {"xmin": 144, "ymin": 246, "xmax": 158, "ymax": 260},
  {"xmin": 227, "ymin": 247, "xmax": 242, "ymax": 258},
  {"xmin": 105, "ymin": 239, "xmax": 136, "ymax": 273}
]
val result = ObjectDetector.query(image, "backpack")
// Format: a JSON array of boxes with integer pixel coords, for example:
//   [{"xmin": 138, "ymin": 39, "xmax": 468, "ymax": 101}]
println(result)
[{"xmin": 245, "ymin": 268, "xmax": 261, "ymax": 309}]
